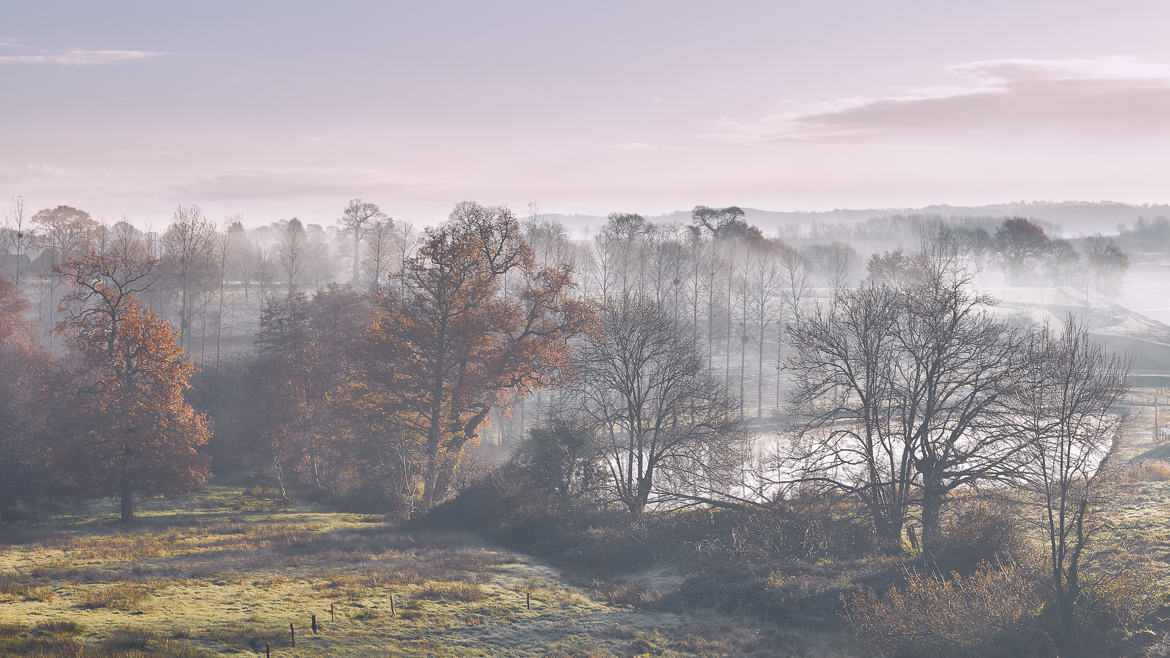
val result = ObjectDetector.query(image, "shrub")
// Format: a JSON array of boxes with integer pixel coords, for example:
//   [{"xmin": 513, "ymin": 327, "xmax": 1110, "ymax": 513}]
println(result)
[
  {"xmin": 933, "ymin": 499, "xmax": 1028, "ymax": 575},
  {"xmin": 843, "ymin": 559, "xmax": 1045, "ymax": 658}
]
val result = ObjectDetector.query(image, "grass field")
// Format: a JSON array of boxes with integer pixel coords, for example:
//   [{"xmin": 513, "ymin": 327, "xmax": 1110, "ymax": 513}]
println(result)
[{"xmin": 0, "ymin": 486, "xmax": 800, "ymax": 657}]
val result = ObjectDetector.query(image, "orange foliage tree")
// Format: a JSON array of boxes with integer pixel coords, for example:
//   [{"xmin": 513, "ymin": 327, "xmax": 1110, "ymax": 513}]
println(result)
[
  {"xmin": 0, "ymin": 275, "xmax": 50, "ymax": 521},
  {"xmin": 56, "ymin": 252, "xmax": 211, "ymax": 520},
  {"xmin": 362, "ymin": 202, "xmax": 595, "ymax": 510}
]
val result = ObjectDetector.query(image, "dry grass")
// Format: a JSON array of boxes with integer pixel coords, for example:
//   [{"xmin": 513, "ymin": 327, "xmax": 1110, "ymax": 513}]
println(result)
[
  {"xmin": 594, "ymin": 581, "xmax": 664, "ymax": 608},
  {"xmin": 77, "ymin": 583, "xmax": 157, "ymax": 611},
  {"xmin": 0, "ymin": 484, "xmax": 771, "ymax": 656},
  {"xmin": 0, "ymin": 572, "xmax": 54, "ymax": 602},
  {"xmin": 1128, "ymin": 459, "xmax": 1170, "ymax": 482},
  {"xmin": 414, "ymin": 580, "xmax": 488, "ymax": 602}
]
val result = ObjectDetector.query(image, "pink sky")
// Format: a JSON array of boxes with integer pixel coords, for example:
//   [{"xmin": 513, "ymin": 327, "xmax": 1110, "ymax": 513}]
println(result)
[{"xmin": 3, "ymin": 1, "xmax": 1170, "ymax": 228}]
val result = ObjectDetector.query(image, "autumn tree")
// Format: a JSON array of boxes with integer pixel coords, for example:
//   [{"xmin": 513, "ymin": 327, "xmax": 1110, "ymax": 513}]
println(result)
[
  {"xmin": 362, "ymin": 202, "xmax": 593, "ymax": 510},
  {"xmin": 56, "ymin": 251, "xmax": 211, "ymax": 521},
  {"xmin": 0, "ymin": 275, "xmax": 49, "ymax": 520},
  {"xmin": 994, "ymin": 217, "xmax": 1050, "ymax": 279}
]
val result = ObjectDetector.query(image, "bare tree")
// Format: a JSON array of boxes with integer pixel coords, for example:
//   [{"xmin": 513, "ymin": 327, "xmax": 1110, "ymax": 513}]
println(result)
[
  {"xmin": 363, "ymin": 218, "xmax": 395, "ymax": 290},
  {"xmin": 782, "ymin": 282, "xmax": 911, "ymax": 547},
  {"xmin": 1082, "ymin": 234, "xmax": 1129, "ymax": 294},
  {"xmin": 747, "ymin": 242, "xmax": 783, "ymax": 417},
  {"xmin": 339, "ymin": 199, "xmax": 387, "ymax": 286},
  {"xmin": 1010, "ymin": 318, "xmax": 1130, "ymax": 653},
  {"xmin": 2, "ymin": 195, "xmax": 36, "ymax": 286},
  {"xmin": 254, "ymin": 246, "xmax": 276, "ymax": 301},
  {"xmin": 574, "ymin": 294, "xmax": 746, "ymax": 514},
  {"xmin": 279, "ymin": 218, "xmax": 307, "ymax": 293},
  {"xmin": 781, "ymin": 249, "xmax": 1022, "ymax": 551},
  {"xmin": 33, "ymin": 205, "xmax": 100, "ymax": 351},
  {"xmin": 162, "ymin": 205, "xmax": 217, "ymax": 352}
]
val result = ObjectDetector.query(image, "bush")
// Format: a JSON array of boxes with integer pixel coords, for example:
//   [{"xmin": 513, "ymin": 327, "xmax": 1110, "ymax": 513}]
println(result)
[
  {"xmin": 933, "ymin": 499, "xmax": 1028, "ymax": 575},
  {"xmin": 843, "ymin": 559, "xmax": 1046, "ymax": 658}
]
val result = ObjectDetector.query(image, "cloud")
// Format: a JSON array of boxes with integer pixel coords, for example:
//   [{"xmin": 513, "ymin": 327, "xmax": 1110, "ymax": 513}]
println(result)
[
  {"xmin": 0, "ymin": 163, "xmax": 68, "ymax": 184},
  {"xmin": 0, "ymin": 48, "xmax": 169, "ymax": 66},
  {"xmin": 173, "ymin": 166, "xmax": 428, "ymax": 200},
  {"xmin": 25, "ymin": 163, "xmax": 67, "ymax": 178},
  {"xmin": 701, "ymin": 56, "xmax": 1170, "ymax": 144},
  {"xmin": 0, "ymin": 37, "xmax": 21, "ymax": 49},
  {"xmin": 599, "ymin": 141, "xmax": 663, "ymax": 151}
]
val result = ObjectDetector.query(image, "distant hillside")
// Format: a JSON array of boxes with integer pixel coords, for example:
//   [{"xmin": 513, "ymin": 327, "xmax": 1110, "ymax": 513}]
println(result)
[{"xmin": 543, "ymin": 201, "xmax": 1170, "ymax": 238}]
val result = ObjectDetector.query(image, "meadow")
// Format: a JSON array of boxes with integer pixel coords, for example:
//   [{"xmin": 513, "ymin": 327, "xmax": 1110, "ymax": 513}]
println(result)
[{"xmin": 0, "ymin": 484, "xmax": 800, "ymax": 656}]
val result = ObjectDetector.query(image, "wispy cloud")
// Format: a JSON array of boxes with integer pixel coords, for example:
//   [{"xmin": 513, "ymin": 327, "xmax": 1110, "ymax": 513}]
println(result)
[
  {"xmin": 701, "ymin": 56, "xmax": 1170, "ymax": 144},
  {"xmin": 0, "ymin": 37, "xmax": 21, "ymax": 49},
  {"xmin": 0, "ymin": 48, "xmax": 169, "ymax": 66},
  {"xmin": 0, "ymin": 163, "xmax": 69, "ymax": 184},
  {"xmin": 172, "ymin": 166, "xmax": 428, "ymax": 200},
  {"xmin": 598, "ymin": 141, "xmax": 664, "ymax": 151}
]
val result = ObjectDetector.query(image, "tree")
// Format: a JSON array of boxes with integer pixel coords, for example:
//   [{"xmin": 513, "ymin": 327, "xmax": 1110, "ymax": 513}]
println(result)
[
  {"xmin": 33, "ymin": 205, "xmax": 99, "ymax": 351},
  {"xmin": 339, "ymin": 199, "xmax": 389, "ymax": 286},
  {"xmin": 1011, "ymin": 318, "xmax": 1130, "ymax": 654},
  {"xmin": 162, "ymin": 205, "xmax": 217, "ymax": 352},
  {"xmin": 994, "ymin": 217, "xmax": 1050, "ymax": 279},
  {"xmin": 56, "ymin": 251, "xmax": 211, "ymax": 521},
  {"xmin": 279, "ymin": 218, "xmax": 307, "ymax": 293},
  {"xmin": 894, "ymin": 256, "xmax": 1022, "ymax": 551},
  {"xmin": 249, "ymin": 286, "xmax": 368, "ymax": 498},
  {"xmin": 783, "ymin": 248, "xmax": 1022, "ymax": 551},
  {"xmin": 574, "ymin": 294, "xmax": 745, "ymax": 514},
  {"xmin": 363, "ymin": 218, "xmax": 395, "ymax": 290},
  {"xmin": 783, "ymin": 281, "xmax": 912, "ymax": 546},
  {"xmin": 0, "ymin": 275, "xmax": 49, "ymax": 521},
  {"xmin": 1082, "ymin": 234, "xmax": 1129, "ymax": 293},
  {"xmin": 517, "ymin": 413, "xmax": 603, "ymax": 505},
  {"xmin": 362, "ymin": 202, "xmax": 593, "ymax": 510},
  {"xmin": 2, "ymin": 195, "xmax": 36, "ymax": 287}
]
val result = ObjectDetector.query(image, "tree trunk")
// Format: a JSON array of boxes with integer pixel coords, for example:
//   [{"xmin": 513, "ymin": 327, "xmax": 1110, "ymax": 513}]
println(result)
[
  {"xmin": 353, "ymin": 233, "xmax": 361, "ymax": 286},
  {"xmin": 120, "ymin": 483, "xmax": 134, "ymax": 522},
  {"xmin": 920, "ymin": 482, "xmax": 944, "ymax": 554}
]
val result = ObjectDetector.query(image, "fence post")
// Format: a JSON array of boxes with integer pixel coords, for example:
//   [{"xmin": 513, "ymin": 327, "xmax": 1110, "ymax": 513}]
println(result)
[
  {"xmin": 311, "ymin": 614, "xmax": 318, "ymax": 634},
  {"xmin": 289, "ymin": 623, "xmax": 295, "ymax": 648}
]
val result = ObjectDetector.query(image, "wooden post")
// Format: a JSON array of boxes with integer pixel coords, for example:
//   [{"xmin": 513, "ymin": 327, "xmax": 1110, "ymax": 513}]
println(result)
[
  {"xmin": 390, "ymin": 593, "xmax": 396, "ymax": 617},
  {"xmin": 289, "ymin": 623, "xmax": 295, "ymax": 648},
  {"xmin": 311, "ymin": 614, "xmax": 318, "ymax": 634},
  {"xmin": 265, "ymin": 643, "xmax": 270, "ymax": 658},
  {"xmin": 330, "ymin": 602, "xmax": 335, "ymax": 622},
  {"xmin": 526, "ymin": 591, "xmax": 531, "ymax": 610}
]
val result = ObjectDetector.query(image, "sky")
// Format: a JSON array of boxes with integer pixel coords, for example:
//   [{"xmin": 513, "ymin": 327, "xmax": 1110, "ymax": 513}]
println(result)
[{"xmin": 2, "ymin": 0, "xmax": 1170, "ymax": 229}]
